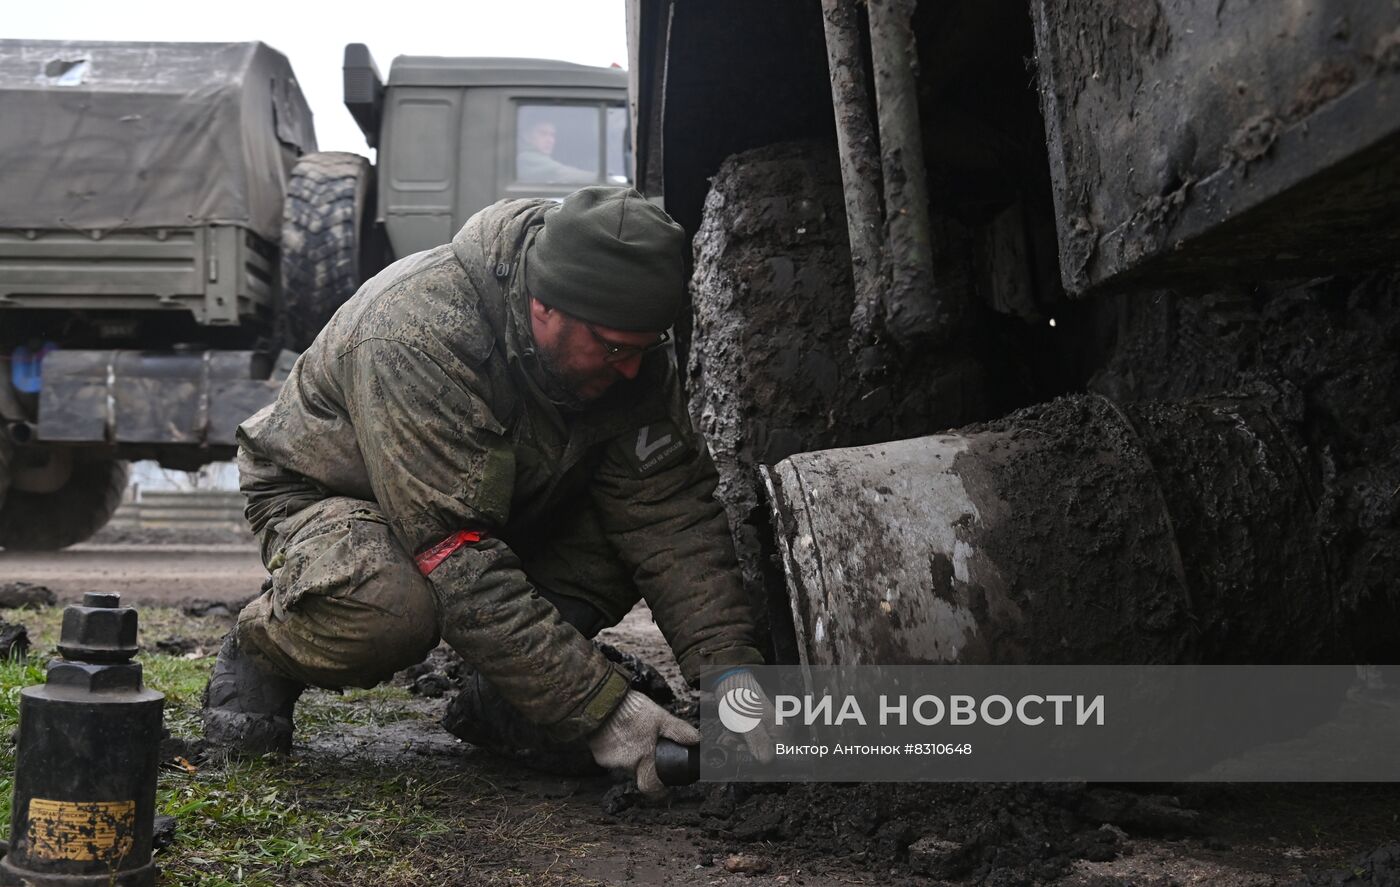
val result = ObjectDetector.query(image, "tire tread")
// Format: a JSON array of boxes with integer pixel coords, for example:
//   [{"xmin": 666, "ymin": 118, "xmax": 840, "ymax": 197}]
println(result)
[{"xmin": 281, "ymin": 151, "xmax": 372, "ymax": 350}]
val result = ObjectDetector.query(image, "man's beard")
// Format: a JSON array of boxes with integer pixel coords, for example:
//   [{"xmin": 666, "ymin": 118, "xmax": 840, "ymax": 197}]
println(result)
[{"xmin": 533, "ymin": 341, "xmax": 598, "ymax": 411}]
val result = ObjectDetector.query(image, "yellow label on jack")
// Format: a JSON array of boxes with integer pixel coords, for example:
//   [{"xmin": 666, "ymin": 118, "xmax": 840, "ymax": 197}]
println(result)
[{"xmin": 26, "ymin": 798, "xmax": 136, "ymax": 862}]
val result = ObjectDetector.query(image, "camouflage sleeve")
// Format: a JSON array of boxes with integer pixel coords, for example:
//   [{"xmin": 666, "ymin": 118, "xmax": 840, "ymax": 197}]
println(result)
[
  {"xmin": 340, "ymin": 337, "xmax": 629, "ymax": 738},
  {"xmin": 589, "ymin": 376, "xmax": 765, "ymax": 686},
  {"xmin": 428, "ymin": 536, "xmax": 631, "ymax": 740}
]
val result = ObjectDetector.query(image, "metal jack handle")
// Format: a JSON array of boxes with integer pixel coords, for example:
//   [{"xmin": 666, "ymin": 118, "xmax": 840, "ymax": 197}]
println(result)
[{"xmin": 654, "ymin": 738, "xmax": 699, "ymax": 786}]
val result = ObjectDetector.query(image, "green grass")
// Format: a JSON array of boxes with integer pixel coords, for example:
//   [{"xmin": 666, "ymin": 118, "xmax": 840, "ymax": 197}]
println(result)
[
  {"xmin": 0, "ymin": 656, "xmax": 48, "ymax": 826},
  {"xmin": 157, "ymin": 762, "xmax": 400, "ymax": 885},
  {"xmin": 0, "ymin": 606, "xmax": 607, "ymax": 886}
]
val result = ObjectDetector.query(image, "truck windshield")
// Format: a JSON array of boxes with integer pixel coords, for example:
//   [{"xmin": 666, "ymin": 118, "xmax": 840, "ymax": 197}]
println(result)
[{"xmin": 516, "ymin": 103, "xmax": 629, "ymax": 186}]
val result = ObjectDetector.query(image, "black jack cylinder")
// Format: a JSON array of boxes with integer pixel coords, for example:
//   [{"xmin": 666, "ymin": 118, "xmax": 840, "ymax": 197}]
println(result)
[{"xmin": 1, "ymin": 593, "xmax": 164, "ymax": 887}]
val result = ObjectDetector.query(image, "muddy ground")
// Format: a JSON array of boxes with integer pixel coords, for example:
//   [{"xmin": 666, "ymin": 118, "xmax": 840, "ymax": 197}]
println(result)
[
  {"xmin": 0, "ymin": 542, "xmax": 265, "ymax": 603},
  {"xmin": 9, "ymin": 584, "xmax": 1391, "ymax": 886},
  {"xmin": 338, "ymin": 628, "xmax": 1400, "ymax": 886}
]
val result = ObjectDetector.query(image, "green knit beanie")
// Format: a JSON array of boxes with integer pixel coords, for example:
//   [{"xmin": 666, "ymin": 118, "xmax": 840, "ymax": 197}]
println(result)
[{"xmin": 525, "ymin": 186, "xmax": 686, "ymax": 331}]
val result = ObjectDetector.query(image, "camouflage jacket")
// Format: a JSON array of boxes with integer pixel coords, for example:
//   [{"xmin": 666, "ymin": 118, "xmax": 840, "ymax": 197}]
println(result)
[{"xmin": 238, "ymin": 198, "xmax": 762, "ymax": 739}]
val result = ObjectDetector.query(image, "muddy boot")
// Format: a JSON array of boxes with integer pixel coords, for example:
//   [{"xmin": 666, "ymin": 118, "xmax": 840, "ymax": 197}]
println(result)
[
  {"xmin": 442, "ymin": 670, "xmax": 602, "ymax": 776},
  {"xmin": 202, "ymin": 631, "xmax": 305, "ymax": 756}
]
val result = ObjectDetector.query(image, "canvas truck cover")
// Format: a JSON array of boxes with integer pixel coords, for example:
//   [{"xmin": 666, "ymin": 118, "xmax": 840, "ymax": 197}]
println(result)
[{"xmin": 0, "ymin": 40, "xmax": 316, "ymax": 241}]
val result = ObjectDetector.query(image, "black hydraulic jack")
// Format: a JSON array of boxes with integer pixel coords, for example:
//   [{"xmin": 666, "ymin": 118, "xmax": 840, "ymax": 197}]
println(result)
[{"xmin": 1, "ymin": 592, "xmax": 164, "ymax": 887}]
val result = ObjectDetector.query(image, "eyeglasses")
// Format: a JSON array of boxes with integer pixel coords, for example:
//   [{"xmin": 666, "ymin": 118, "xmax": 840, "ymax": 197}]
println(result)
[{"xmin": 584, "ymin": 323, "xmax": 672, "ymax": 364}]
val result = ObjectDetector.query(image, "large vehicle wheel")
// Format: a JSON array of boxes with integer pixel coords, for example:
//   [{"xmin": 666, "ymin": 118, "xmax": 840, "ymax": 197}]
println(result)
[
  {"xmin": 0, "ymin": 433, "xmax": 11, "ymax": 515},
  {"xmin": 687, "ymin": 141, "xmax": 997, "ymax": 661},
  {"xmin": 280, "ymin": 151, "xmax": 383, "ymax": 351},
  {"xmin": 0, "ymin": 454, "xmax": 128, "ymax": 551}
]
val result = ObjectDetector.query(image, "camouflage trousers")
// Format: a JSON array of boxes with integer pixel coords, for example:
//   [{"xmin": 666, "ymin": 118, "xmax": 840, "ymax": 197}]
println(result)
[{"xmin": 236, "ymin": 469, "xmax": 642, "ymax": 690}]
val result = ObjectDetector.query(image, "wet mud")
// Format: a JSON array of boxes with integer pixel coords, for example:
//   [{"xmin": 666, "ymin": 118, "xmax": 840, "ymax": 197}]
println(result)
[
  {"xmin": 613, "ymin": 781, "xmax": 1129, "ymax": 883},
  {"xmin": 0, "ymin": 582, "xmax": 57, "ymax": 609},
  {"xmin": 605, "ymin": 765, "xmax": 1400, "ymax": 885},
  {"xmin": 1298, "ymin": 843, "xmax": 1400, "ymax": 886},
  {"xmin": 948, "ymin": 390, "xmax": 1349, "ymax": 665},
  {"xmin": 687, "ymin": 141, "xmax": 1010, "ymax": 651},
  {"xmin": 1089, "ymin": 273, "xmax": 1400, "ymax": 663}
]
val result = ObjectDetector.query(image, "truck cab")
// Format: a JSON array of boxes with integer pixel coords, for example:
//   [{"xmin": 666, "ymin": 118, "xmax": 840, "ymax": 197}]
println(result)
[{"xmin": 343, "ymin": 46, "xmax": 630, "ymax": 258}]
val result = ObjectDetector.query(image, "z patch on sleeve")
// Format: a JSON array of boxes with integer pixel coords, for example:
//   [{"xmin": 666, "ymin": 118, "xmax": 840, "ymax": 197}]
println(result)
[{"xmin": 619, "ymin": 420, "xmax": 691, "ymax": 477}]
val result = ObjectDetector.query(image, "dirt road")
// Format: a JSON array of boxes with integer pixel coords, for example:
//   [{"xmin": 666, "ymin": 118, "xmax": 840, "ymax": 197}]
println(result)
[{"xmin": 0, "ymin": 543, "xmax": 264, "ymax": 603}]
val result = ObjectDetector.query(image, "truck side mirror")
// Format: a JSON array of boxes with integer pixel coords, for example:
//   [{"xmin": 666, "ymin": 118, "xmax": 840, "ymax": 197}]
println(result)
[{"xmin": 343, "ymin": 43, "xmax": 384, "ymax": 149}]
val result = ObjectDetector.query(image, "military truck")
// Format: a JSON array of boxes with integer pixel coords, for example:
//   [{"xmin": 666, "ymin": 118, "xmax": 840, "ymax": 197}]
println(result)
[
  {"xmin": 340, "ymin": 46, "xmax": 629, "ymax": 255},
  {"xmin": 283, "ymin": 46, "xmax": 630, "ymax": 347},
  {"xmin": 0, "ymin": 39, "xmax": 628, "ymax": 550},
  {"xmin": 626, "ymin": 0, "xmax": 1400, "ymax": 666}
]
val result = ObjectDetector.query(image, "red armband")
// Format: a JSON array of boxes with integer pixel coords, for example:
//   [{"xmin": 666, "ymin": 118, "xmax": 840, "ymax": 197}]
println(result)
[{"xmin": 415, "ymin": 529, "xmax": 487, "ymax": 576}]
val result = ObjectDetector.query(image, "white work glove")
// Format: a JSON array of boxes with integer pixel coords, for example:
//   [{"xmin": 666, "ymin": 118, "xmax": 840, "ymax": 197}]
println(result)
[
  {"xmin": 588, "ymin": 690, "xmax": 701, "ymax": 795},
  {"xmin": 716, "ymin": 669, "xmax": 777, "ymax": 764}
]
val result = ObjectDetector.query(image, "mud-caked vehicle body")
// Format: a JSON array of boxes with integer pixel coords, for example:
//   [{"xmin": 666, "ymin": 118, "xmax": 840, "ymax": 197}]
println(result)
[
  {"xmin": 0, "ymin": 39, "xmax": 629, "ymax": 550},
  {"xmin": 626, "ymin": 0, "xmax": 1400, "ymax": 667}
]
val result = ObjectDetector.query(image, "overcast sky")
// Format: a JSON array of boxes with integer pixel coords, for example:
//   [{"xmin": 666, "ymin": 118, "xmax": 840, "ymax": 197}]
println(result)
[{"xmin": 8, "ymin": 0, "xmax": 630, "ymax": 155}]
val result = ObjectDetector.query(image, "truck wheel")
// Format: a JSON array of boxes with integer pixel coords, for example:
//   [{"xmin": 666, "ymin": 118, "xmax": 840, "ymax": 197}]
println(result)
[
  {"xmin": 0, "ymin": 433, "xmax": 11, "ymax": 515},
  {"xmin": 688, "ymin": 141, "xmax": 995, "ymax": 661},
  {"xmin": 0, "ymin": 457, "xmax": 128, "ymax": 551},
  {"xmin": 280, "ymin": 152, "xmax": 380, "ymax": 351}
]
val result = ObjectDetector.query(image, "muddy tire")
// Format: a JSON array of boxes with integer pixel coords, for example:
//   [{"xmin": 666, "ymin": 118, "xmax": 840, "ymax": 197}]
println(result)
[
  {"xmin": 0, "ymin": 458, "xmax": 128, "ymax": 551},
  {"xmin": 280, "ymin": 151, "xmax": 381, "ymax": 351},
  {"xmin": 688, "ymin": 140, "xmax": 995, "ymax": 661}
]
